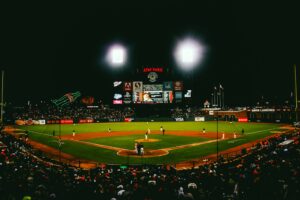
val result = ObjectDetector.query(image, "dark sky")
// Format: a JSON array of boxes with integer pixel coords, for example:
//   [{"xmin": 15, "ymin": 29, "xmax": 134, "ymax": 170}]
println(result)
[{"xmin": 0, "ymin": 1, "xmax": 299, "ymax": 106}]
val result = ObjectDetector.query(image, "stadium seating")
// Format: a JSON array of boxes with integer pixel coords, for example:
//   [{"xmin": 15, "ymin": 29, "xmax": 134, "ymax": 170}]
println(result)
[{"xmin": 1, "ymin": 127, "xmax": 299, "ymax": 199}]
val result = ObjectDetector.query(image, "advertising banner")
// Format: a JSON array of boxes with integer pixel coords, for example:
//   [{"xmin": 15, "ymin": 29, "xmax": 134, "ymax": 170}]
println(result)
[
  {"xmin": 124, "ymin": 118, "xmax": 134, "ymax": 122},
  {"xmin": 163, "ymin": 91, "xmax": 174, "ymax": 103},
  {"xmin": 175, "ymin": 117, "xmax": 184, "ymax": 121},
  {"xmin": 238, "ymin": 117, "xmax": 248, "ymax": 122},
  {"xmin": 195, "ymin": 117, "xmax": 205, "ymax": 122},
  {"xmin": 113, "ymin": 81, "xmax": 122, "ymax": 88},
  {"xmin": 124, "ymin": 82, "xmax": 132, "ymax": 91},
  {"xmin": 123, "ymin": 91, "xmax": 132, "ymax": 104},
  {"xmin": 47, "ymin": 120, "xmax": 60, "ymax": 124},
  {"xmin": 143, "ymin": 84, "xmax": 163, "ymax": 91},
  {"xmin": 163, "ymin": 81, "xmax": 173, "ymax": 91},
  {"xmin": 15, "ymin": 120, "xmax": 26, "ymax": 125},
  {"xmin": 133, "ymin": 81, "xmax": 143, "ymax": 92},
  {"xmin": 38, "ymin": 120, "xmax": 46, "ymax": 125},
  {"xmin": 175, "ymin": 92, "xmax": 182, "ymax": 103},
  {"xmin": 133, "ymin": 92, "xmax": 143, "ymax": 103},
  {"xmin": 113, "ymin": 100, "xmax": 123, "ymax": 104},
  {"xmin": 79, "ymin": 119, "xmax": 94, "ymax": 123},
  {"xmin": 174, "ymin": 81, "xmax": 183, "ymax": 91},
  {"xmin": 60, "ymin": 119, "xmax": 74, "ymax": 124}
]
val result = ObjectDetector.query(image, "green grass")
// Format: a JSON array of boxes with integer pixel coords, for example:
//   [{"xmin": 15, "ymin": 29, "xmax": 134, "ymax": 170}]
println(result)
[
  {"xmin": 86, "ymin": 134, "xmax": 211, "ymax": 149},
  {"xmin": 17, "ymin": 121, "xmax": 286, "ymax": 164},
  {"xmin": 18, "ymin": 121, "xmax": 279, "ymax": 135}
]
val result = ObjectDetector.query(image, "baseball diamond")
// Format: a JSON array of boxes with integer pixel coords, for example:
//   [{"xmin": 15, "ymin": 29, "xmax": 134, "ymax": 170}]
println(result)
[{"xmin": 8, "ymin": 121, "xmax": 289, "ymax": 167}]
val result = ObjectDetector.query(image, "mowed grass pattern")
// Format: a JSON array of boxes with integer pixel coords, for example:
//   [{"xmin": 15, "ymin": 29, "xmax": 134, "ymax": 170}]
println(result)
[{"xmin": 17, "ymin": 121, "xmax": 285, "ymax": 164}]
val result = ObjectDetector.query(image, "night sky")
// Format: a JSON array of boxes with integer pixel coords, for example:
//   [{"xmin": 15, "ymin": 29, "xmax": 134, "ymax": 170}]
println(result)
[{"xmin": 0, "ymin": 1, "xmax": 299, "ymax": 106}]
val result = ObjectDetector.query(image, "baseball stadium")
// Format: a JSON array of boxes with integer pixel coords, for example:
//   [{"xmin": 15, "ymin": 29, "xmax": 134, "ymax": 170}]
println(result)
[
  {"xmin": 1, "ymin": 2, "xmax": 300, "ymax": 200},
  {"xmin": 6, "ymin": 99, "xmax": 295, "ymax": 168},
  {"xmin": 1, "ymin": 63, "xmax": 299, "ymax": 199}
]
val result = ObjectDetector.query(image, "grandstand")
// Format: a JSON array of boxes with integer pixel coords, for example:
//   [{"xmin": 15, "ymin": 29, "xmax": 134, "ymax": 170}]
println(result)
[{"xmin": 1, "ymin": 123, "xmax": 299, "ymax": 199}]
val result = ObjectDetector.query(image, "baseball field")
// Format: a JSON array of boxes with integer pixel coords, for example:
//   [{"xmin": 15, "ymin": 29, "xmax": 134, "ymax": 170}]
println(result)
[{"xmin": 15, "ymin": 121, "xmax": 288, "ymax": 165}]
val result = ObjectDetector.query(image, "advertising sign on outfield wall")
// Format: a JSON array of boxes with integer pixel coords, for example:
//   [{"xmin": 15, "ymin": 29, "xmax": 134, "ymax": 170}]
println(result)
[
  {"xmin": 60, "ymin": 119, "xmax": 74, "ymax": 124},
  {"xmin": 175, "ymin": 117, "xmax": 184, "ymax": 121},
  {"xmin": 238, "ymin": 117, "xmax": 248, "ymax": 122},
  {"xmin": 47, "ymin": 120, "xmax": 60, "ymax": 124},
  {"xmin": 79, "ymin": 119, "xmax": 94, "ymax": 123},
  {"xmin": 195, "ymin": 117, "xmax": 205, "ymax": 122},
  {"xmin": 38, "ymin": 120, "xmax": 46, "ymax": 125},
  {"xmin": 15, "ymin": 119, "xmax": 46, "ymax": 125},
  {"xmin": 124, "ymin": 118, "xmax": 134, "ymax": 122},
  {"xmin": 15, "ymin": 120, "xmax": 25, "ymax": 125}
]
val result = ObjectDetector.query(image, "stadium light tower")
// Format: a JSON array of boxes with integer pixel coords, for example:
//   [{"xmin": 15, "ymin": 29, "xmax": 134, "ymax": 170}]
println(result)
[
  {"xmin": 173, "ymin": 36, "xmax": 206, "ymax": 71},
  {"xmin": 105, "ymin": 43, "xmax": 127, "ymax": 68}
]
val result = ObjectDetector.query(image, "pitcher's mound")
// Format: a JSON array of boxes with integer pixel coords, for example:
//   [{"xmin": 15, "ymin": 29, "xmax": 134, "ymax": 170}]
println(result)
[
  {"xmin": 135, "ymin": 139, "xmax": 160, "ymax": 143},
  {"xmin": 117, "ymin": 149, "xmax": 168, "ymax": 158}
]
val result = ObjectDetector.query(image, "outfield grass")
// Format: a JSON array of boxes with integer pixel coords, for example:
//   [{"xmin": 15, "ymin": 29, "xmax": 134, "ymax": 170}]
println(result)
[
  {"xmin": 19, "ymin": 121, "xmax": 279, "ymax": 135},
  {"xmin": 18, "ymin": 121, "xmax": 285, "ymax": 164}
]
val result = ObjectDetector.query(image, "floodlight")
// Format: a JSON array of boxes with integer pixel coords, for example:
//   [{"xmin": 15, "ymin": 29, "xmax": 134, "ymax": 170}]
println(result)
[
  {"xmin": 106, "ymin": 44, "xmax": 127, "ymax": 67},
  {"xmin": 173, "ymin": 37, "xmax": 206, "ymax": 71}
]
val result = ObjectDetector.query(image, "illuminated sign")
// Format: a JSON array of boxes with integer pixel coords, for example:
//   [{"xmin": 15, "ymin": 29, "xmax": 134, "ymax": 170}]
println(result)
[
  {"xmin": 123, "ymin": 92, "xmax": 132, "ymax": 104},
  {"xmin": 60, "ymin": 119, "xmax": 74, "ymax": 124},
  {"xmin": 133, "ymin": 81, "xmax": 143, "ymax": 92},
  {"xmin": 147, "ymin": 72, "xmax": 158, "ymax": 82},
  {"xmin": 113, "ymin": 100, "xmax": 123, "ymax": 104},
  {"xmin": 143, "ymin": 67, "xmax": 163, "ymax": 73},
  {"xmin": 238, "ymin": 118, "xmax": 248, "ymax": 122},
  {"xmin": 184, "ymin": 90, "xmax": 192, "ymax": 98},
  {"xmin": 124, "ymin": 82, "xmax": 132, "ymax": 91},
  {"xmin": 114, "ymin": 94, "xmax": 122, "ymax": 100},
  {"xmin": 163, "ymin": 82, "xmax": 173, "ymax": 90},
  {"xmin": 113, "ymin": 81, "xmax": 122, "ymax": 87},
  {"xmin": 174, "ymin": 81, "xmax": 183, "ymax": 91},
  {"xmin": 79, "ymin": 119, "xmax": 94, "ymax": 123}
]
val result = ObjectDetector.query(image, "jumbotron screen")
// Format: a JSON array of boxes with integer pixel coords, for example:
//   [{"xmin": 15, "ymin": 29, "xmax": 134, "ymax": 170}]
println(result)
[{"xmin": 112, "ymin": 81, "xmax": 184, "ymax": 104}]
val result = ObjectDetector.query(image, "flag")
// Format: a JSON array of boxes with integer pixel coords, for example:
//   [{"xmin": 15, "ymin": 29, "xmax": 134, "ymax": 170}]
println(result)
[
  {"xmin": 52, "ymin": 91, "xmax": 81, "ymax": 107},
  {"xmin": 219, "ymin": 84, "xmax": 224, "ymax": 90}
]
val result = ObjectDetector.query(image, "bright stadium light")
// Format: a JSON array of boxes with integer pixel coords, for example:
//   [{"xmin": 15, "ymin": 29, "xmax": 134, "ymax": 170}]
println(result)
[
  {"xmin": 173, "ymin": 36, "xmax": 206, "ymax": 71},
  {"xmin": 106, "ymin": 44, "xmax": 127, "ymax": 67}
]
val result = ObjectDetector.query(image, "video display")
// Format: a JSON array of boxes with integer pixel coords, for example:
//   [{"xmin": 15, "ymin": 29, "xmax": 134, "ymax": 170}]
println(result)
[{"xmin": 113, "ymin": 81, "xmax": 182, "ymax": 104}]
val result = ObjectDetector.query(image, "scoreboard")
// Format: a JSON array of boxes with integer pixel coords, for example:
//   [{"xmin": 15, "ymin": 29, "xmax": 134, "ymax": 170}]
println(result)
[
  {"xmin": 112, "ymin": 67, "xmax": 186, "ymax": 104},
  {"xmin": 113, "ymin": 80, "xmax": 184, "ymax": 104}
]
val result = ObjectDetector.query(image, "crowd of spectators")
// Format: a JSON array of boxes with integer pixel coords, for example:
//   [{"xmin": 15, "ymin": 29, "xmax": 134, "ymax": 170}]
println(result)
[
  {"xmin": 11, "ymin": 101, "xmax": 135, "ymax": 122},
  {"xmin": 1, "ymin": 124, "xmax": 299, "ymax": 200},
  {"xmin": 171, "ymin": 107, "xmax": 204, "ymax": 119}
]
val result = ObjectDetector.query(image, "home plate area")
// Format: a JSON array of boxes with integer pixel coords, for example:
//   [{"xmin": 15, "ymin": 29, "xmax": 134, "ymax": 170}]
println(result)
[{"xmin": 117, "ymin": 149, "xmax": 169, "ymax": 158}]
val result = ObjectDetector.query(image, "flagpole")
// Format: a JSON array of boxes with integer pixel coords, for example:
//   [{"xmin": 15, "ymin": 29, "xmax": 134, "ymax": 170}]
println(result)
[
  {"xmin": 219, "ymin": 88, "xmax": 221, "ymax": 108},
  {"xmin": 222, "ymin": 88, "xmax": 224, "ymax": 109},
  {"xmin": 216, "ymin": 110, "xmax": 219, "ymax": 162},
  {"xmin": 214, "ymin": 87, "xmax": 217, "ymax": 107},
  {"xmin": 294, "ymin": 64, "xmax": 298, "ymax": 122},
  {"xmin": 0, "ymin": 70, "xmax": 4, "ymax": 124},
  {"xmin": 214, "ymin": 91, "xmax": 216, "ymax": 107},
  {"xmin": 216, "ymin": 91, "xmax": 219, "ymax": 108}
]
